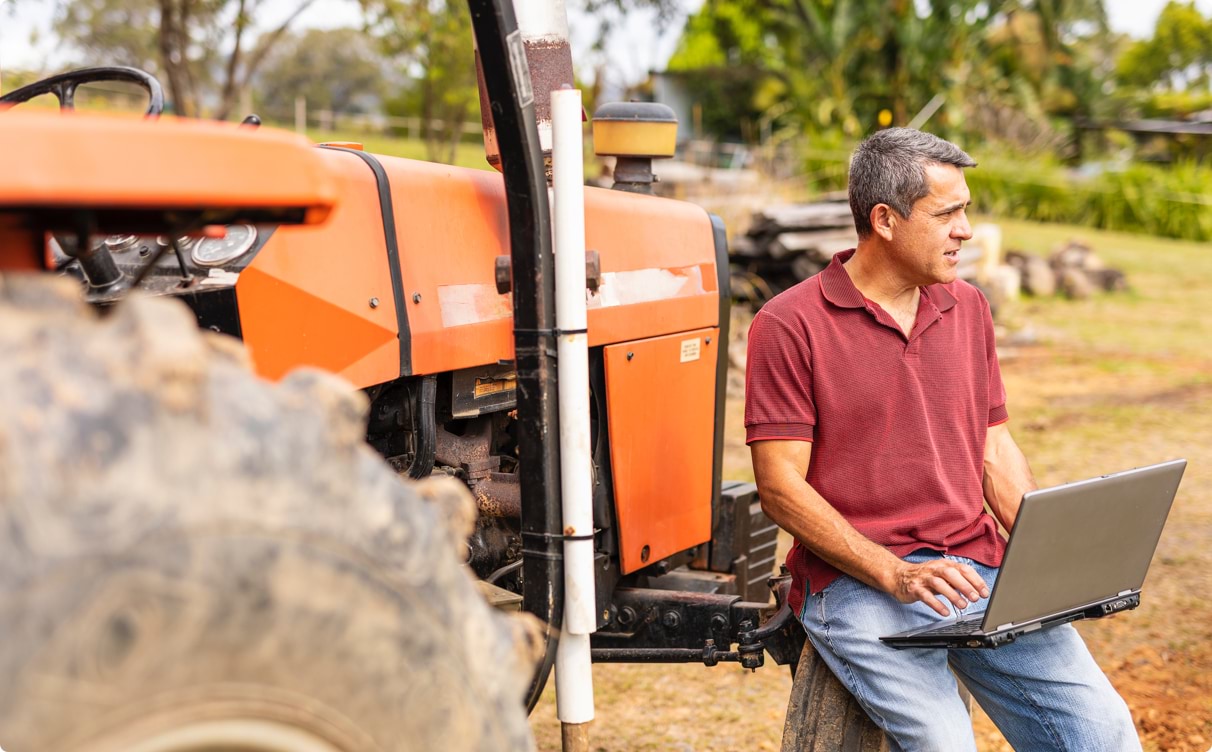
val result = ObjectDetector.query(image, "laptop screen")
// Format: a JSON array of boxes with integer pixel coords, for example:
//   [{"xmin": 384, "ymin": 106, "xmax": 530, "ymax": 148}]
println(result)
[{"xmin": 980, "ymin": 460, "xmax": 1186, "ymax": 630}]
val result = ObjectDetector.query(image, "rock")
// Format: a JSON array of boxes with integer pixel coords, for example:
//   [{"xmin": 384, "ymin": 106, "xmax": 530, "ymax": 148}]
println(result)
[
  {"xmin": 991, "ymin": 264, "xmax": 1022, "ymax": 303},
  {"xmin": 1091, "ymin": 267, "xmax": 1128, "ymax": 292},
  {"xmin": 1058, "ymin": 267, "xmax": 1095, "ymax": 299},
  {"xmin": 1020, "ymin": 255, "xmax": 1056, "ymax": 297}
]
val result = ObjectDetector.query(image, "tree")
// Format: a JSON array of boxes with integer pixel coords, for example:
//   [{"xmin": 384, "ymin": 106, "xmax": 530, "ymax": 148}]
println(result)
[
  {"xmin": 665, "ymin": 0, "xmax": 1113, "ymax": 149},
  {"xmin": 50, "ymin": 0, "xmax": 320, "ymax": 119},
  {"xmin": 1117, "ymin": 1, "xmax": 1212, "ymax": 92},
  {"xmin": 256, "ymin": 27, "xmax": 389, "ymax": 122},
  {"xmin": 360, "ymin": 0, "xmax": 478, "ymax": 163}
]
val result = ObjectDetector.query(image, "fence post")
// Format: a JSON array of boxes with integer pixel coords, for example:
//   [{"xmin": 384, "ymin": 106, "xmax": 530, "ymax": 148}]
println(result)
[{"xmin": 295, "ymin": 96, "xmax": 306, "ymax": 134}]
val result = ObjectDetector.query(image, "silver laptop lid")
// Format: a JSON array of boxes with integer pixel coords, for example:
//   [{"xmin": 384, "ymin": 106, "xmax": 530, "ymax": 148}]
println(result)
[{"xmin": 981, "ymin": 459, "xmax": 1186, "ymax": 630}]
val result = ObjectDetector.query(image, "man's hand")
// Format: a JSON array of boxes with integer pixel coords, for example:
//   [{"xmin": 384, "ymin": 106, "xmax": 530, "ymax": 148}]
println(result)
[
  {"xmin": 752, "ymin": 440, "xmax": 993, "ymax": 617},
  {"xmin": 889, "ymin": 558, "xmax": 990, "ymax": 617}
]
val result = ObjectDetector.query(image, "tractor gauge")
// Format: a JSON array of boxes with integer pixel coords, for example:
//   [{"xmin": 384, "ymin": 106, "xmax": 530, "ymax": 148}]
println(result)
[
  {"xmin": 191, "ymin": 224, "xmax": 258, "ymax": 267},
  {"xmin": 103, "ymin": 234, "xmax": 140, "ymax": 253}
]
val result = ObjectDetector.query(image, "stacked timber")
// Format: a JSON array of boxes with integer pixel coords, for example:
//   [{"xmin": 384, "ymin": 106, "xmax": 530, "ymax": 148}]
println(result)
[
  {"xmin": 728, "ymin": 202, "xmax": 1126, "ymax": 311},
  {"xmin": 729, "ymin": 200, "xmax": 857, "ymax": 303},
  {"xmin": 729, "ymin": 200, "xmax": 997, "ymax": 305}
]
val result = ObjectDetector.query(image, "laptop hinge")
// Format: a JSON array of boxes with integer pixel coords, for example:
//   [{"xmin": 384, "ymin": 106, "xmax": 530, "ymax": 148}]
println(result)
[
  {"xmin": 1117, "ymin": 589, "xmax": 1133, "ymax": 597},
  {"xmin": 995, "ymin": 622, "xmax": 1014, "ymax": 631}
]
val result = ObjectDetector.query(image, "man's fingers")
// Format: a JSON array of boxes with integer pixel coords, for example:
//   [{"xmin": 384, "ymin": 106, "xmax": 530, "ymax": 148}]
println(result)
[
  {"xmin": 956, "ymin": 563, "xmax": 991, "ymax": 599},
  {"xmin": 895, "ymin": 560, "xmax": 990, "ymax": 616},
  {"xmin": 929, "ymin": 576, "xmax": 968, "ymax": 610},
  {"xmin": 912, "ymin": 583, "xmax": 952, "ymax": 617},
  {"xmin": 939, "ymin": 565, "xmax": 985, "ymax": 602}
]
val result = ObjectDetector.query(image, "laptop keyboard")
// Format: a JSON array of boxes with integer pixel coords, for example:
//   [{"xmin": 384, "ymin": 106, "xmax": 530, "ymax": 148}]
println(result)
[{"xmin": 922, "ymin": 615, "xmax": 986, "ymax": 636}]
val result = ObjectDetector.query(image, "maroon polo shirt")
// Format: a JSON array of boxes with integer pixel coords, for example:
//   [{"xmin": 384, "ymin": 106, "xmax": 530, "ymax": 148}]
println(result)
[{"xmin": 745, "ymin": 250, "xmax": 1008, "ymax": 616}]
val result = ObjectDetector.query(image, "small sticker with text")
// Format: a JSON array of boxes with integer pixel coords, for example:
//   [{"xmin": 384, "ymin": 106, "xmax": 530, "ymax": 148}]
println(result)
[{"xmin": 680, "ymin": 338, "xmax": 701, "ymax": 363}]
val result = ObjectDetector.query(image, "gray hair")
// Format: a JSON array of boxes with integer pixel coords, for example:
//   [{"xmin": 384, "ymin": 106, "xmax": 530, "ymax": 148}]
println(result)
[{"xmin": 848, "ymin": 128, "xmax": 976, "ymax": 238}]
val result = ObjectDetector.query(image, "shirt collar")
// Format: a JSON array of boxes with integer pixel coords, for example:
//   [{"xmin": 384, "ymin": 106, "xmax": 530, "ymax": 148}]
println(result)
[{"xmin": 820, "ymin": 249, "xmax": 958, "ymax": 313}]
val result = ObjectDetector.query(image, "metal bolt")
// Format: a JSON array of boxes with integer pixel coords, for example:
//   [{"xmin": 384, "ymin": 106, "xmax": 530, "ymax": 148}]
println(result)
[
  {"xmin": 412, "ymin": 292, "xmax": 422, "ymax": 304},
  {"xmin": 705, "ymin": 336, "xmax": 712, "ymax": 344},
  {"xmin": 369, "ymin": 297, "xmax": 380, "ymax": 309},
  {"xmin": 626, "ymin": 351, "xmax": 635, "ymax": 361},
  {"xmin": 662, "ymin": 610, "xmax": 682, "ymax": 630}
]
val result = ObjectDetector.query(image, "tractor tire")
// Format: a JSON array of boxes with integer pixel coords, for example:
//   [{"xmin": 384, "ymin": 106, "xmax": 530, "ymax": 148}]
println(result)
[
  {"xmin": 780, "ymin": 638, "xmax": 887, "ymax": 752},
  {"xmin": 0, "ymin": 276, "xmax": 543, "ymax": 752}
]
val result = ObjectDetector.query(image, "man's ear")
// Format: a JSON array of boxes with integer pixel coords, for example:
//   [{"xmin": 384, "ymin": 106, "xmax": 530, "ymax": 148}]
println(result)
[{"xmin": 870, "ymin": 204, "xmax": 897, "ymax": 241}]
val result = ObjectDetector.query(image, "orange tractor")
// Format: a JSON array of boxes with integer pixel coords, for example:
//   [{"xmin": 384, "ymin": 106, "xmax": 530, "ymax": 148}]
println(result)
[{"xmin": 0, "ymin": 1, "xmax": 875, "ymax": 750}]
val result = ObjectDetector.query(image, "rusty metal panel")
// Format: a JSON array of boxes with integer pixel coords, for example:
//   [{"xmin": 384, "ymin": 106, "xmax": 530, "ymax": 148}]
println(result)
[{"xmin": 604, "ymin": 327, "xmax": 718, "ymax": 574}]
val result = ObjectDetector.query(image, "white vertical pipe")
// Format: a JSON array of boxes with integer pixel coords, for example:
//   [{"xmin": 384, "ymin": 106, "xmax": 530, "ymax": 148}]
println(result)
[
  {"xmin": 552, "ymin": 86, "xmax": 595, "ymax": 635},
  {"xmin": 555, "ymin": 628, "xmax": 594, "ymax": 724},
  {"xmin": 552, "ymin": 85, "xmax": 595, "ymax": 726}
]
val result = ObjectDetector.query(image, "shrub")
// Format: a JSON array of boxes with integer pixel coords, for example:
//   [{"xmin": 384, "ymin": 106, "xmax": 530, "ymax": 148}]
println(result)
[{"xmin": 801, "ymin": 148, "xmax": 1212, "ymax": 242}]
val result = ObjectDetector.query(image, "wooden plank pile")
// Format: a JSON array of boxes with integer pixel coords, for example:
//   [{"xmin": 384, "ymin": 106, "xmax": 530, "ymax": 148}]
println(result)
[
  {"xmin": 729, "ymin": 200, "xmax": 993, "ymax": 304},
  {"xmin": 727, "ymin": 201, "xmax": 1127, "ymax": 311},
  {"xmin": 729, "ymin": 200, "xmax": 857, "ymax": 303}
]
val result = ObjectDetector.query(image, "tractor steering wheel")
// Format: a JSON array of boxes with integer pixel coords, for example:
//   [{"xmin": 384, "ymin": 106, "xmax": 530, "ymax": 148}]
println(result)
[{"xmin": 0, "ymin": 66, "xmax": 164, "ymax": 117}]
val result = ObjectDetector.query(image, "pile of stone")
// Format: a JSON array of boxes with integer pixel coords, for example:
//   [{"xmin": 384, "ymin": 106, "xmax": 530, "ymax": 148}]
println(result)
[{"xmin": 1004, "ymin": 241, "xmax": 1127, "ymax": 300}]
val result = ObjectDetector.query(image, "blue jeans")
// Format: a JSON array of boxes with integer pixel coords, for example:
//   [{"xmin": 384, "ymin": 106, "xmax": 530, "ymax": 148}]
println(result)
[{"xmin": 798, "ymin": 550, "xmax": 1141, "ymax": 752}]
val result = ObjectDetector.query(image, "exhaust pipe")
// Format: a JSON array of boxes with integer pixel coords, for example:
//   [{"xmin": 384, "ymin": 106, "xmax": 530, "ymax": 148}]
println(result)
[
  {"xmin": 474, "ymin": 0, "xmax": 575, "ymax": 177},
  {"xmin": 468, "ymin": 0, "xmax": 564, "ymax": 716}
]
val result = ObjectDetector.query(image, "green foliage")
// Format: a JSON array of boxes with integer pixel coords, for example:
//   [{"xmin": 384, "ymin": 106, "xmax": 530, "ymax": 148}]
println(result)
[
  {"xmin": 52, "ymin": 0, "xmax": 163, "ymax": 71},
  {"xmin": 361, "ymin": 0, "xmax": 478, "ymax": 164},
  {"xmin": 967, "ymin": 160, "xmax": 1212, "ymax": 241},
  {"xmin": 48, "ymin": 0, "xmax": 323, "ymax": 119},
  {"xmin": 666, "ymin": 1, "xmax": 1115, "ymax": 148},
  {"xmin": 1137, "ymin": 90, "xmax": 1212, "ymax": 119},
  {"xmin": 1116, "ymin": 1, "xmax": 1212, "ymax": 91},
  {"xmin": 256, "ymin": 28, "xmax": 387, "ymax": 122},
  {"xmin": 799, "ymin": 148, "xmax": 1212, "ymax": 242}
]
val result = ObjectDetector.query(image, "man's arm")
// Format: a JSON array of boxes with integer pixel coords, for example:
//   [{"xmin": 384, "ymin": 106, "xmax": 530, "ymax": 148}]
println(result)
[
  {"xmin": 751, "ymin": 439, "xmax": 990, "ymax": 617},
  {"xmin": 982, "ymin": 422, "xmax": 1037, "ymax": 532}
]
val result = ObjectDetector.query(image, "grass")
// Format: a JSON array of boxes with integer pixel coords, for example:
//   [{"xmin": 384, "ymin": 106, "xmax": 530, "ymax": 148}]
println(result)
[
  {"xmin": 970, "ymin": 220, "xmax": 1212, "ymax": 751},
  {"xmin": 296, "ymin": 126, "xmax": 494, "ymax": 171},
  {"xmin": 994, "ymin": 216, "xmax": 1212, "ymax": 365}
]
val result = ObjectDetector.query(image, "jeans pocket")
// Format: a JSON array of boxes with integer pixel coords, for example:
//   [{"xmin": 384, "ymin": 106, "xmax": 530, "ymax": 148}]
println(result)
[{"xmin": 808, "ymin": 576, "xmax": 842, "ymax": 629}]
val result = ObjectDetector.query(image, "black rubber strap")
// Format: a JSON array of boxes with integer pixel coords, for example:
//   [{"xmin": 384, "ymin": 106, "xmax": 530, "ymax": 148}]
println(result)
[
  {"xmin": 514, "ymin": 327, "xmax": 587, "ymax": 337},
  {"xmin": 319, "ymin": 146, "xmax": 412, "ymax": 376},
  {"xmin": 522, "ymin": 530, "xmax": 597, "ymax": 543}
]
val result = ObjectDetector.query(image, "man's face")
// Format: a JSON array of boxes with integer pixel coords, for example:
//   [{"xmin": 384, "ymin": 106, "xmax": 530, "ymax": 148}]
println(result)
[{"xmin": 887, "ymin": 163, "xmax": 973, "ymax": 286}]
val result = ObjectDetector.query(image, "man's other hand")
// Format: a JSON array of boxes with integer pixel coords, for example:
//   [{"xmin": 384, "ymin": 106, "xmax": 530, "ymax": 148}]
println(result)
[{"xmin": 890, "ymin": 558, "xmax": 990, "ymax": 616}]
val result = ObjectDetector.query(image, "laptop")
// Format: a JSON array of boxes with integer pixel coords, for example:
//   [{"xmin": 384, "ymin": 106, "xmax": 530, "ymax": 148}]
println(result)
[{"xmin": 881, "ymin": 459, "xmax": 1186, "ymax": 650}]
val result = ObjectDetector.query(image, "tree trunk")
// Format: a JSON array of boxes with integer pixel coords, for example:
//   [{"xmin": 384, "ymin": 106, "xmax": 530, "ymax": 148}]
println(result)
[
  {"xmin": 158, "ymin": 0, "xmax": 195, "ymax": 117},
  {"xmin": 781, "ymin": 638, "xmax": 887, "ymax": 752},
  {"xmin": 445, "ymin": 101, "xmax": 468, "ymax": 165},
  {"xmin": 215, "ymin": 0, "xmax": 249, "ymax": 121}
]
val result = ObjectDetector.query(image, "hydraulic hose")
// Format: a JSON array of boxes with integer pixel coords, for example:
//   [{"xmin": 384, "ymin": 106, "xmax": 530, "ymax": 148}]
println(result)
[{"xmin": 467, "ymin": 0, "xmax": 565, "ymax": 711}]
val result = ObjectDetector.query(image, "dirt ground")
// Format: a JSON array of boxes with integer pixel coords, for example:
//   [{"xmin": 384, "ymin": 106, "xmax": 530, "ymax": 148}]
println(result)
[{"xmin": 531, "ymin": 220, "xmax": 1212, "ymax": 751}]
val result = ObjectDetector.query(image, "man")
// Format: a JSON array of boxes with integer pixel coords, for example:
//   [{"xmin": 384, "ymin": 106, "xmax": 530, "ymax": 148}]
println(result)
[{"xmin": 746, "ymin": 128, "xmax": 1138, "ymax": 750}]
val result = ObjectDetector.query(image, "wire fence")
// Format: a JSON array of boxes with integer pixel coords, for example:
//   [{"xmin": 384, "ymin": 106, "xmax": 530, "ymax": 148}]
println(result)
[{"xmin": 290, "ymin": 97, "xmax": 482, "ymax": 139}]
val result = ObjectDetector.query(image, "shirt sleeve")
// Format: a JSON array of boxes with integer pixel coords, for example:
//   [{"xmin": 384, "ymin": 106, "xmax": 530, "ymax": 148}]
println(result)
[
  {"xmin": 745, "ymin": 309, "xmax": 816, "ymax": 443},
  {"xmin": 981, "ymin": 295, "xmax": 1009, "ymax": 426}
]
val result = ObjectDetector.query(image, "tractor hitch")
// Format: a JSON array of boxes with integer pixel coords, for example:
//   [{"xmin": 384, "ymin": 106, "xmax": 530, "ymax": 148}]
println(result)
[{"xmin": 590, "ymin": 573, "xmax": 805, "ymax": 669}]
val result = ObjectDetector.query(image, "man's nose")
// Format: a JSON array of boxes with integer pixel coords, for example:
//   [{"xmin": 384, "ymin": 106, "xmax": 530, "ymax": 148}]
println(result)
[{"xmin": 953, "ymin": 213, "xmax": 973, "ymax": 241}]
